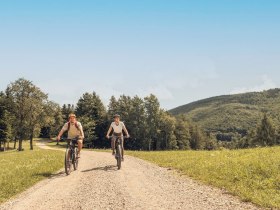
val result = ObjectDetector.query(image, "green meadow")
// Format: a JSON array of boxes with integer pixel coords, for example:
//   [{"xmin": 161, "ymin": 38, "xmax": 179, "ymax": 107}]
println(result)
[{"xmin": 0, "ymin": 141, "xmax": 64, "ymax": 204}]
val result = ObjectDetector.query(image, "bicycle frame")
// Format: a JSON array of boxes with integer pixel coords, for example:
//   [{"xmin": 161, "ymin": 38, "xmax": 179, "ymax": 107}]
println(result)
[
  {"xmin": 64, "ymin": 137, "xmax": 79, "ymax": 175},
  {"xmin": 109, "ymin": 135, "xmax": 128, "ymax": 170},
  {"xmin": 115, "ymin": 137, "xmax": 122, "ymax": 156}
]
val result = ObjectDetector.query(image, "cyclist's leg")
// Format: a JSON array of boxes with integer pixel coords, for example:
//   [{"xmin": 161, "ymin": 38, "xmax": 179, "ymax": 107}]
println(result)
[
  {"xmin": 77, "ymin": 139, "xmax": 83, "ymax": 157},
  {"xmin": 67, "ymin": 148, "xmax": 71, "ymax": 164},
  {"xmin": 67, "ymin": 150, "xmax": 70, "ymax": 160},
  {"xmin": 121, "ymin": 136, "xmax": 124, "ymax": 160},
  {"xmin": 111, "ymin": 136, "xmax": 116, "ymax": 155}
]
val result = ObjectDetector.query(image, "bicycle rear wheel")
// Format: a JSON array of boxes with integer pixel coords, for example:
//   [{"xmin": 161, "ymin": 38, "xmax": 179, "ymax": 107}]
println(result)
[
  {"xmin": 116, "ymin": 144, "xmax": 122, "ymax": 170},
  {"xmin": 73, "ymin": 147, "xmax": 79, "ymax": 170},
  {"xmin": 65, "ymin": 148, "xmax": 72, "ymax": 175}
]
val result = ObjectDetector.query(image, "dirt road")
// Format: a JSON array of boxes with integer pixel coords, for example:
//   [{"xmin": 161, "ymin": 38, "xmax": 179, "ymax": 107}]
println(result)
[{"xmin": 0, "ymin": 146, "xmax": 260, "ymax": 210}]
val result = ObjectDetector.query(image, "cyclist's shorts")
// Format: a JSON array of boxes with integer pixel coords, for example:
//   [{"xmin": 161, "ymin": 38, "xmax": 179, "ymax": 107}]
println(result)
[{"xmin": 113, "ymin": 132, "xmax": 122, "ymax": 137}]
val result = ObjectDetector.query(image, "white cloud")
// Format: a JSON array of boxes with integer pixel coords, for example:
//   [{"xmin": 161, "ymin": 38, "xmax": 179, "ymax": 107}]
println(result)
[
  {"xmin": 230, "ymin": 75, "xmax": 276, "ymax": 94},
  {"xmin": 135, "ymin": 85, "xmax": 174, "ymax": 100}
]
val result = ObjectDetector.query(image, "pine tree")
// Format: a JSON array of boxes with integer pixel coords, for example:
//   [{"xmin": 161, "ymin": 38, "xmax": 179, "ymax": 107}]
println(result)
[
  {"xmin": 144, "ymin": 94, "xmax": 161, "ymax": 150},
  {"xmin": 157, "ymin": 111, "xmax": 177, "ymax": 150},
  {"xmin": 189, "ymin": 125, "xmax": 205, "ymax": 150},
  {"xmin": 76, "ymin": 92, "xmax": 106, "ymax": 148},
  {"xmin": 126, "ymin": 96, "xmax": 146, "ymax": 150},
  {"xmin": 61, "ymin": 104, "xmax": 75, "ymax": 122},
  {"xmin": 174, "ymin": 115, "xmax": 190, "ymax": 150},
  {"xmin": 254, "ymin": 113, "xmax": 276, "ymax": 146},
  {"xmin": 108, "ymin": 96, "xmax": 119, "ymax": 119}
]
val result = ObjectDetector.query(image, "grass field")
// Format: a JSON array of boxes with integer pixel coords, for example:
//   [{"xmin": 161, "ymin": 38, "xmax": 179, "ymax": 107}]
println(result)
[
  {"xmin": 0, "ymin": 140, "xmax": 64, "ymax": 204},
  {"xmin": 126, "ymin": 147, "xmax": 280, "ymax": 209},
  {"xmin": 47, "ymin": 140, "xmax": 67, "ymax": 148}
]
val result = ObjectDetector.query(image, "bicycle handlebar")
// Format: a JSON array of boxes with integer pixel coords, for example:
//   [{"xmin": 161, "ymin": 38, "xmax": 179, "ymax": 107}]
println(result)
[
  {"xmin": 61, "ymin": 137, "xmax": 79, "ymax": 141},
  {"xmin": 107, "ymin": 136, "xmax": 130, "ymax": 139}
]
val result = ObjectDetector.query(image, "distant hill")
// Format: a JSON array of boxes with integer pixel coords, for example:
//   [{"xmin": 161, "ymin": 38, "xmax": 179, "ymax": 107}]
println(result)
[{"xmin": 169, "ymin": 88, "xmax": 280, "ymax": 140}]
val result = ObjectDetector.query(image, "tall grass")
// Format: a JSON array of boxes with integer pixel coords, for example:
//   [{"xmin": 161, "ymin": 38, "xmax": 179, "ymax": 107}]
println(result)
[
  {"xmin": 0, "ymin": 141, "xmax": 64, "ymax": 204},
  {"xmin": 126, "ymin": 147, "xmax": 280, "ymax": 209}
]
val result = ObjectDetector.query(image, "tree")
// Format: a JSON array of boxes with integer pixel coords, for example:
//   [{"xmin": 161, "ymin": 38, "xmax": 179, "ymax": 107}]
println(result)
[
  {"xmin": 107, "ymin": 96, "xmax": 119, "ymax": 118},
  {"xmin": 174, "ymin": 115, "xmax": 191, "ymax": 150},
  {"xmin": 5, "ymin": 78, "xmax": 48, "ymax": 151},
  {"xmin": 0, "ymin": 92, "xmax": 14, "ymax": 151},
  {"xmin": 61, "ymin": 104, "xmax": 75, "ymax": 122},
  {"xmin": 236, "ymin": 129, "xmax": 255, "ymax": 149},
  {"xmin": 78, "ymin": 115, "xmax": 96, "ymax": 148},
  {"xmin": 157, "ymin": 111, "xmax": 177, "ymax": 150},
  {"xmin": 275, "ymin": 126, "xmax": 280, "ymax": 145},
  {"xmin": 27, "ymin": 87, "xmax": 48, "ymax": 150},
  {"xmin": 0, "ymin": 110, "xmax": 14, "ymax": 151},
  {"xmin": 189, "ymin": 125, "xmax": 206, "ymax": 150},
  {"xmin": 76, "ymin": 92, "xmax": 107, "ymax": 148},
  {"xmin": 254, "ymin": 113, "xmax": 276, "ymax": 146},
  {"xmin": 125, "ymin": 96, "xmax": 146, "ymax": 150},
  {"xmin": 40, "ymin": 101, "xmax": 64, "ymax": 139},
  {"xmin": 144, "ymin": 94, "xmax": 161, "ymax": 150}
]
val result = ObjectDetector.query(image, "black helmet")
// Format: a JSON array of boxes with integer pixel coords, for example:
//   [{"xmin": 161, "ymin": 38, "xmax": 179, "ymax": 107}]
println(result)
[{"xmin": 113, "ymin": 114, "xmax": 120, "ymax": 118}]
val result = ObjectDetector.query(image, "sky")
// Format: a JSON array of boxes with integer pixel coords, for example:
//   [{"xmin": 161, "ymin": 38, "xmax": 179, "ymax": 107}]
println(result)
[{"xmin": 0, "ymin": 0, "xmax": 280, "ymax": 110}]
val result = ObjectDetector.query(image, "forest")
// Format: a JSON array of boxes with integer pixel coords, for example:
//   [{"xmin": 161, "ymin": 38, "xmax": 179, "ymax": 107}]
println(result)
[{"xmin": 0, "ymin": 78, "xmax": 279, "ymax": 152}]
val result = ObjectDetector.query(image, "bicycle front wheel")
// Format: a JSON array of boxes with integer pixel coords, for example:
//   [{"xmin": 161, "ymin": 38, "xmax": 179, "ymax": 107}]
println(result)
[
  {"xmin": 73, "ymin": 147, "xmax": 79, "ymax": 170},
  {"xmin": 116, "ymin": 144, "xmax": 122, "ymax": 170},
  {"xmin": 65, "ymin": 148, "xmax": 72, "ymax": 175}
]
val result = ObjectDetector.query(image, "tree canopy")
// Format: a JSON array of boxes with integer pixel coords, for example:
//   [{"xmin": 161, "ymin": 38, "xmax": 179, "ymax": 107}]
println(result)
[{"xmin": 1, "ymin": 78, "xmax": 279, "ymax": 151}]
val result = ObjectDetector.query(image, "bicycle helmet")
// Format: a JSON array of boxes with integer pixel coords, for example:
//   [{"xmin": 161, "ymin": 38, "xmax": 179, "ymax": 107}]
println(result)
[
  {"xmin": 113, "ymin": 114, "xmax": 120, "ymax": 118},
  {"xmin": 68, "ymin": 113, "xmax": 76, "ymax": 118}
]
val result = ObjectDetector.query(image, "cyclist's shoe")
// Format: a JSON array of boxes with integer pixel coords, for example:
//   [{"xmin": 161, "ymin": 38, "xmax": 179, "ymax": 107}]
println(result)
[{"xmin": 112, "ymin": 151, "xmax": 115, "ymax": 155}]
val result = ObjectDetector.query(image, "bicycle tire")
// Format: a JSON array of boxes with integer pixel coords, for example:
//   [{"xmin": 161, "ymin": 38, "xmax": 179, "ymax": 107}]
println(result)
[
  {"xmin": 117, "ymin": 144, "xmax": 122, "ymax": 170},
  {"xmin": 73, "ymin": 147, "xmax": 79, "ymax": 170},
  {"xmin": 65, "ymin": 148, "xmax": 72, "ymax": 175}
]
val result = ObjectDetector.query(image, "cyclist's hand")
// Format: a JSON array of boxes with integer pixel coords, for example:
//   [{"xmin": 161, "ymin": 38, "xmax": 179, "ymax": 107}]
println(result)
[
  {"xmin": 106, "ymin": 135, "xmax": 109, "ymax": 139},
  {"xmin": 57, "ymin": 136, "xmax": 61, "ymax": 141},
  {"xmin": 126, "ymin": 134, "xmax": 130, "ymax": 138}
]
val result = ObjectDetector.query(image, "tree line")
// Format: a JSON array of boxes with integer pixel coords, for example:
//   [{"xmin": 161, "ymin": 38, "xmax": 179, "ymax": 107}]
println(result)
[{"xmin": 0, "ymin": 78, "xmax": 279, "ymax": 152}]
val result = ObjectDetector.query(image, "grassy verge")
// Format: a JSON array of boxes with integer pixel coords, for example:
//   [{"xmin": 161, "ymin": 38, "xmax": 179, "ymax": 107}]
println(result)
[
  {"xmin": 47, "ymin": 140, "xmax": 67, "ymax": 149},
  {"xmin": 0, "ymin": 140, "xmax": 64, "ymax": 204},
  {"xmin": 126, "ymin": 147, "xmax": 280, "ymax": 209}
]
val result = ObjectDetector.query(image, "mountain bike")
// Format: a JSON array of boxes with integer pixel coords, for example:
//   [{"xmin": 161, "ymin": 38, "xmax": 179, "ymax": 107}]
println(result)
[
  {"xmin": 63, "ymin": 137, "xmax": 79, "ymax": 175},
  {"xmin": 109, "ymin": 136, "xmax": 128, "ymax": 170}
]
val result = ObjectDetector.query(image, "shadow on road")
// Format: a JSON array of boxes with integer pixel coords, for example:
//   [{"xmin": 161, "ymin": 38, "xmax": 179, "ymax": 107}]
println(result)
[
  {"xmin": 81, "ymin": 165, "xmax": 118, "ymax": 172},
  {"xmin": 34, "ymin": 171, "xmax": 66, "ymax": 179}
]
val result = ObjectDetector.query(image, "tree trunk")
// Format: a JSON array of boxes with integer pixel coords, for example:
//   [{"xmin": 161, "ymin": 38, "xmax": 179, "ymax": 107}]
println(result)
[
  {"xmin": 30, "ymin": 134, "xmax": 33, "ymax": 150},
  {"xmin": 18, "ymin": 139, "xmax": 23, "ymax": 151},
  {"xmin": 148, "ymin": 139, "xmax": 151, "ymax": 151},
  {"xmin": 14, "ymin": 138, "xmax": 17, "ymax": 149}
]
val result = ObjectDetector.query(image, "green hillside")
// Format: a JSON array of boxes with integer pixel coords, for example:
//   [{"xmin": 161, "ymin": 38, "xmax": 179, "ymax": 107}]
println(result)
[{"xmin": 169, "ymin": 88, "xmax": 280, "ymax": 139}]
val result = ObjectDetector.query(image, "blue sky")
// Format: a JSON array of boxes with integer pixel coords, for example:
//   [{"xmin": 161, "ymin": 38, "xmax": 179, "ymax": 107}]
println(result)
[{"xmin": 0, "ymin": 0, "xmax": 280, "ymax": 109}]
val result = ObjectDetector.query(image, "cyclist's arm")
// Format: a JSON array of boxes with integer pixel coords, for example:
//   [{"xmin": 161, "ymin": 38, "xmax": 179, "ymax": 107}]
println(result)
[
  {"xmin": 79, "ymin": 123, "xmax": 85, "ymax": 139},
  {"xmin": 57, "ymin": 124, "xmax": 67, "ymax": 140},
  {"xmin": 106, "ymin": 126, "xmax": 113, "ymax": 138},
  {"xmin": 122, "ymin": 123, "xmax": 129, "ymax": 137},
  {"xmin": 57, "ymin": 129, "xmax": 64, "ymax": 140}
]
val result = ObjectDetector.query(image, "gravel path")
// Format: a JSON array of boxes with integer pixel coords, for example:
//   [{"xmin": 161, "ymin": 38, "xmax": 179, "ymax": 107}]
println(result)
[{"xmin": 0, "ymin": 145, "xmax": 261, "ymax": 210}]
